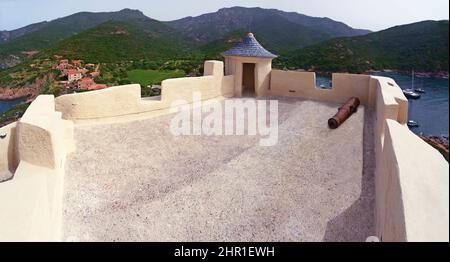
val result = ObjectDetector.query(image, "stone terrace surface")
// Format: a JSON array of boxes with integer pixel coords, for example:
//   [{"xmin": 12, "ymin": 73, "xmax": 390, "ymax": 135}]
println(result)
[{"xmin": 62, "ymin": 97, "xmax": 375, "ymax": 241}]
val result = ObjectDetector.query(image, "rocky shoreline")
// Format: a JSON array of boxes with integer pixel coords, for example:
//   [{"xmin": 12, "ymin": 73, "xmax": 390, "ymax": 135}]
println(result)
[
  {"xmin": 0, "ymin": 94, "xmax": 30, "ymax": 101},
  {"xmin": 0, "ymin": 87, "xmax": 35, "ymax": 101},
  {"xmin": 0, "ymin": 74, "xmax": 54, "ymax": 103}
]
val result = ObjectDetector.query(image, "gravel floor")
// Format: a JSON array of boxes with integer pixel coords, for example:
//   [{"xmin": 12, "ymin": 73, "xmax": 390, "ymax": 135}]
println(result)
[{"xmin": 62, "ymin": 97, "xmax": 375, "ymax": 242}]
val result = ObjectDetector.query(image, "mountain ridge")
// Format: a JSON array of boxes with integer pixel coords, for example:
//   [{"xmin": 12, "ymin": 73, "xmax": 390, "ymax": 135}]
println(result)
[
  {"xmin": 0, "ymin": 6, "xmax": 372, "ymax": 69},
  {"xmin": 0, "ymin": 21, "xmax": 49, "ymax": 43},
  {"xmin": 0, "ymin": 9, "xmax": 150, "ymax": 68},
  {"xmin": 41, "ymin": 18, "xmax": 198, "ymax": 63},
  {"xmin": 0, "ymin": 7, "xmax": 447, "ymax": 75},
  {"xmin": 165, "ymin": 6, "xmax": 370, "ymax": 51},
  {"xmin": 283, "ymin": 20, "xmax": 449, "ymax": 73}
]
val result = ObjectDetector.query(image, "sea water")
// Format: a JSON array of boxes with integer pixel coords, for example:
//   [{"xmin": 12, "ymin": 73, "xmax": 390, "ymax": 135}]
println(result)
[
  {"xmin": 0, "ymin": 98, "xmax": 23, "ymax": 115},
  {"xmin": 317, "ymin": 72, "xmax": 449, "ymax": 136}
]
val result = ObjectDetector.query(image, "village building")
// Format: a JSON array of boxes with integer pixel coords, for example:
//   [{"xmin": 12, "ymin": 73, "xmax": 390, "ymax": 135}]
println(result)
[
  {"xmin": 57, "ymin": 63, "xmax": 69, "ymax": 73},
  {"xmin": 89, "ymin": 71, "xmax": 100, "ymax": 78},
  {"xmin": 57, "ymin": 59, "xmax": 70, "ymax": 76},
  {"xmin": 72, "ymin": 60, "xmax": 82, "ymax": 67},
  {"xmin": 89, "ymin": 84, "xmax": 107, "ymax": 90},
  {"xmin": 67, "ymin": 69, "xmax": 82, "ymax": 82},
  {"xmin": 77, "ymin": 77, "xmax": 96, "ymax": 90},
  {"xmin": 79, "ymin": 68, "xmax": 88, "ymax": 74}
]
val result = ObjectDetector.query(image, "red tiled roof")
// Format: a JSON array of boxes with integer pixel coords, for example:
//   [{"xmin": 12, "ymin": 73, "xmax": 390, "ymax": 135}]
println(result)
[
  {"xmin": 80, "ymin": 77, "xmax": 94, "ymax": 83},
  {"xmin": 89, "ymin": 84, "xmax": 107, "ymax": 90},
  {"xmin": 67, "ymin": 69, "xmax": 81, "ymax": 75}
]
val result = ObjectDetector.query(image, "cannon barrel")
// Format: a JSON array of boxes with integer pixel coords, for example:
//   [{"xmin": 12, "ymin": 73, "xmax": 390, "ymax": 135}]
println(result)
[{"xmin": 328, "ymin": 97, "xmax": 360, "ymax": 129}]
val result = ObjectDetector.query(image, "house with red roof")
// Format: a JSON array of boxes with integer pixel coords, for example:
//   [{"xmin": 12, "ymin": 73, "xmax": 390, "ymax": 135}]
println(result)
[
  {"xmin": 79, "ymin": 68, "xmax": 88, "ymax": 74},
  {"xmin": 67, "ymin": 69, "xmax": 82, "ymax": 82},
  {"xmin": 72, "ymin": 60, "xmax": 82, "ymax": 67},
  {"xmin": 89, "ymin": 84, "xmax": 107, "ymax": 90},
  {"xmin": 77, "ymin": 77, "xmax": 95, "ymax": 90},
  {"xmin": 89, "ymin": 71, "xmax": 100, "ymax": 78}
]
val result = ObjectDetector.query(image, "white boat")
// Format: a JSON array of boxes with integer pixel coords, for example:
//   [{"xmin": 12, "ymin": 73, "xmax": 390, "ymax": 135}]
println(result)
[
  {"xmin": 407, "ymin": 120, "xmax": 419, "ymax": 128},
  {"xmin": 403, "ymin": 70, "xmax": 421, "ymax": 99},
  {"xmin": 403, "ymin": 89, "xmax": 421, "ymax": 99}
]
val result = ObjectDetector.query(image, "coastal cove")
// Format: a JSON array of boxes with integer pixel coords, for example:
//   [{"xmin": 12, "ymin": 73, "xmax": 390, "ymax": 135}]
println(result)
[
  {"xmin": 0, "ymin": 98, "xmax": 24, "ymax": 114},
  {"xmin": 318, "ymin": 72, "xmax": 449, "ymax": 137}
]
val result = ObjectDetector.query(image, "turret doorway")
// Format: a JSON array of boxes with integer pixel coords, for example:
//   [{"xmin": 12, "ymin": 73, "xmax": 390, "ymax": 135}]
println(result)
[{"xmin": 242, "ymin": 63, "xmax": 255, "ymax": 96}]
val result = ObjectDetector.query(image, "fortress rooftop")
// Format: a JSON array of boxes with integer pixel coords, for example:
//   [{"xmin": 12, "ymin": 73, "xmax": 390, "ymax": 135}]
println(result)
[{"xmin": 62, "ymin": 98, "xmax": 374, "ymax": 241}]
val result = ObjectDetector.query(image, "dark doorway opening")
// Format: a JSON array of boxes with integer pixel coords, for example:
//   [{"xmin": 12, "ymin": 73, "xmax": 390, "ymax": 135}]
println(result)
[{"xmin": 242, "ymin": 63, "xmax": 255, "ymax": 96}]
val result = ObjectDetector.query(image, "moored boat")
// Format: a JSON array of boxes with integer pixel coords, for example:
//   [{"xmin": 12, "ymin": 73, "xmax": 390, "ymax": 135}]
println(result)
[
  {"xmin": 403, "ymin": 89, "xmax": 421, "ymax": 99},
  {"xmin": 407, "ymin": 120, "xmax": 419, "ymax": 128},
  {"xmin": 404, "ymin": 70, "xmax": 421, "ymax": 99}
]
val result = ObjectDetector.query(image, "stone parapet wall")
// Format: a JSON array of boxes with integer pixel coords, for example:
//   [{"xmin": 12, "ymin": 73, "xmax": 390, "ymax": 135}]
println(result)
[
  {"xmin": 270, "ymin": 69, "xmax": 448, "ymax": 241},
  {"xmin": 270, "ymin": 70, "xmax": 371, "ymax": 105},
  {"xmin": 55, "ymin": 61, "xmax": 228, "ymax": 121},
  {"xmin": 373, "ymin": 79, "xmax": 448, "ymax": 242},
  {"xmin": 0, "ymin": 95, "xmax": 74, "ymax": 241}
]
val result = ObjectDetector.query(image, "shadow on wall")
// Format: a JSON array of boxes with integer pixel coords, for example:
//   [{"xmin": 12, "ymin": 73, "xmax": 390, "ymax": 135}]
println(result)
[
  {"xmin": 0, "ymin": 125, "xmax": 19, "ymax": 182},
  {"xmin": 322, "ymin": 109, "xmax": 376, "ymax": 242}
]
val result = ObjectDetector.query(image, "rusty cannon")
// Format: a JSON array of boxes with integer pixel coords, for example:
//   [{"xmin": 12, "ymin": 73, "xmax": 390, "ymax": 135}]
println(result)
[{"xmin": 328, "ymin": 97, "xmax": 361, "ymax": 129}]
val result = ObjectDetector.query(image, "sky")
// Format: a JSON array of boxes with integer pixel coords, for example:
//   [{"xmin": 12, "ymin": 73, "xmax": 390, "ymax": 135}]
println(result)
[{"xmin": 0, "ymin": 0, "xmax": 449, "ymax": 31}]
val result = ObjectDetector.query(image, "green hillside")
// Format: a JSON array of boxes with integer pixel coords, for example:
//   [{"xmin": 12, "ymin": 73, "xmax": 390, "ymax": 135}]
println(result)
[
  {"xmin": 0, "ymin": 9, "xmax": 154, "ymax": 68},
  {"xmin": 41, "ymin": 18, "xmax": 198, "ymax": 63},
  {"xmin": 0, "ymin": 6, "xmax": 370, "ymax": 68},
  {"xmin": 197, "ymin": 14, "xmax": 331, "ymax": 59},
  {"xmin": 284, "ymin": 20, "xmax": 449, "ymax": 73},
  {"xmin": 0, "ymin": 17, "xmax": 198, "ymax": 90},
  {"xmin": 127, "ymin": 69, "xmax": 185, "ymax": 86}
]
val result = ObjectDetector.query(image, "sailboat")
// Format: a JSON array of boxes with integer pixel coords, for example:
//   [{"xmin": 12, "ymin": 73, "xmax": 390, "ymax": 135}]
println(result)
[
  {"xmin": 403, "ymin": 70, "xmax": 421, "ymax": 99},
  {"xmin": 415, "ymin": 78, "xmax": 426, "ymax": 93}
]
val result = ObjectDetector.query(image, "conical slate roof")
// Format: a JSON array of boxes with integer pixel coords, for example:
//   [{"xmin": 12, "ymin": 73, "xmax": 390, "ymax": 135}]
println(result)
[{"xmin": 222, "ymin": 33, "xmax": 278, "ymax": 58}]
